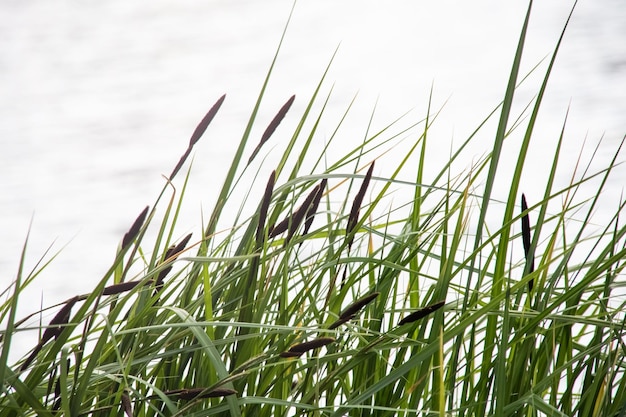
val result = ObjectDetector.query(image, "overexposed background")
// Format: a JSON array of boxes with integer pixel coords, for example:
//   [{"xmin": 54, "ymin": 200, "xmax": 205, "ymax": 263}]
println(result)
[{"xmin": 1, "ymin": 0, "xmax": 624, "ymax": 344}]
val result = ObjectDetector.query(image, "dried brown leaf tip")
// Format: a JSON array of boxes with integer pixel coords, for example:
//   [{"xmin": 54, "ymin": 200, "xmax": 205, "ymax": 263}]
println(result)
[
  {"xmin": 280, "ymin": 337, "xmax": 335, "ymax": 358},
  {"xmin": 346, "ymin": 162, "xmax": 375, "ymax": 250},
  {"xmin": 256, "ymin": 171, "xmax": 276, "ymax": 244},
  {"xmin": 122, "ymin": 206, "xmax": 149, "ymax": 250},
  {"xmin": 397, "ymin": 300, "xmax": 445, "ymax": 326},
  {"xmin": 329, "ymin": 292, "xmax": 380, "ymax": 329},
  {"xmin": 521, "ymin": 193, "xmax": 535, "ymax": 290},
  {"xmin": 164, "ymin": 387, "xmax": 237, "ymax": 400},
  {"xmin": 248, "ymin": 95, "xmax": 296, "ymax": 165}
]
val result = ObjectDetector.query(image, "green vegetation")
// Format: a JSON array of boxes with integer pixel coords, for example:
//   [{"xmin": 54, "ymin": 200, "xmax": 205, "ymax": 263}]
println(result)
[{"xmin": 2, "ymin": 2, "xmax": 625, "ymax": 416}]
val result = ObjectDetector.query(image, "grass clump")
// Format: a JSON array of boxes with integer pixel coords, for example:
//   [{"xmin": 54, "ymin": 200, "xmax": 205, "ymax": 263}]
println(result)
[{"xmin": 2, "ymin": 2, "xmax": 625, "ymax": 416}]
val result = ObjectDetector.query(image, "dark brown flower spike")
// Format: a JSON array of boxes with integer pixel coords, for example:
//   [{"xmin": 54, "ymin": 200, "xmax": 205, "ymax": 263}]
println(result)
[
  {"xmin": 170, "ymin": 94, "xmax": 226, "ymax": 179},
  {"xmin": 52, "ymin": 376, "xmax": 61, "ymax": 411},
  {"xmin": 284, "ymin": 183, "xmax": 322, "ymax": 245},
  {"xmin": 302, "ymin": 178, "xmax": 327, "ymax": 238},
  {"xmin": 346, "ymin": 162, "xmax": 375, "ymax": 250},
  {"xmin": 268, "ymin": 182, "xmax": 321, "ymax": 244},
  {"xmin": 189, "ymin": 94, "xmax": 226, "ymax": 147},
  {"xmin": 279, "ymin": 351, "xmax": 303, "ymax": 358},
  {"xmin": 121, "ymin": 390, "xmax": 133, "ymax": 417},
  {"xmin": 341, "ymin": 292, "xmax": 380, "ymax": 320},
  {"xmin": 256, "ymin": 171, "xmax": 276, "ymax": 244},
  {"xmin": 102, "ymin": 280, "xmax": 153, "ymax": 296},
  {"xmin": 164, "ymin": 387, "xmax": 237, "ymax": 400},
  {"xmin": 20, "ymin": 296, "xmax": 79, "ymax": 371},
  {"xmin": 268, "ymin": 216, "xmax": 289, "ymax": 238},
  {"xmin": 122, "ymin": 206, "xmax": 149, "ymax": 250},
  {"xmin": 328, "ymin": 317, "xmax": 352, "ymax": 330},
  {"xmin": 41, "ymin": 296, "xmax": 79, "ymax": 343},
  {"xmin": 248, "ymin": 95, "xmax": 296, "ymax": 165},
  {"xmin": 51, "ymin": 359, "xmax": 69, "ymax": 411},
  {"xmin": 397, "ymin": 300, "xmax": 445, "ymax": 326},
  {"xmin": 521, "ymin": 193, "xmax": 535, "ymax": 290},
  {"xmin": 155, "ymin": 233, "xmax": 193, "ymax": 290},
  {"xmin": 329, "ymin": 292, "xmax": 379, "ymax": 329},
  {"xmin": 169, "ymin": 148, "xmax": 192, "ymax": 181},
  {"xmin": 280, "ymin": 337, "xmax": 335, "ymax": 358}
]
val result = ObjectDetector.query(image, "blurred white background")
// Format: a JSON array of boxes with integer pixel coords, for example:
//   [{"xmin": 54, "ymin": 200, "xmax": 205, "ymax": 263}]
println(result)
[{"xmin": 0, "ymin": 1, "xmax": 624, "ymax": 334}]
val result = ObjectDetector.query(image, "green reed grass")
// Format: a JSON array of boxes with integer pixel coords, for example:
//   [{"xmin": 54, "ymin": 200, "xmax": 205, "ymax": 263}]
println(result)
[{"xmin": 2, "ymin": 1, "xmax": 626, "ymax": 416}]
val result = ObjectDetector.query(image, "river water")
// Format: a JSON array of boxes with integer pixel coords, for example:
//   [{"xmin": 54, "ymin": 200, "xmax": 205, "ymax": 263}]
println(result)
[{"xmin": 1, "ymin": 1, "xmax": 624, "ymax": 355}]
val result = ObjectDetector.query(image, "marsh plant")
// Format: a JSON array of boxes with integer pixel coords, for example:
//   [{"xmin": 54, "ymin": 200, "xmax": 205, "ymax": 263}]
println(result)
[{"xmin": 1, "ymin": 2, "xmax": 625, "ymax": 416}]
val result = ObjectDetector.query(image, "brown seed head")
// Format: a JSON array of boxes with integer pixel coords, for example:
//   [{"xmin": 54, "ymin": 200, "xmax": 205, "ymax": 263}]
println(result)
[
  {"xmin": 122, "ymin": 206, "xmax": 149, "ymax": 250},
  {"xmin": 339, "ymin": 292, "xmax": 380, "ymax": 320},
  {"xmin": 248, "ymin": 95, "xmax": 295, "ymax": 165},
  {"xmin": 286, "ymin": 337, "xmax": 335, "ymax": 354},
  {"xmin": 256, "ymin": 171, "xmax": 276, "ymax": 243},
  {"xmin": 398, "ymin": 300, "xmax": 445, "ymax": 326},
  {"xmin": 346, "ymin": 162, "xmax": 375, "ymax": 249}
]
